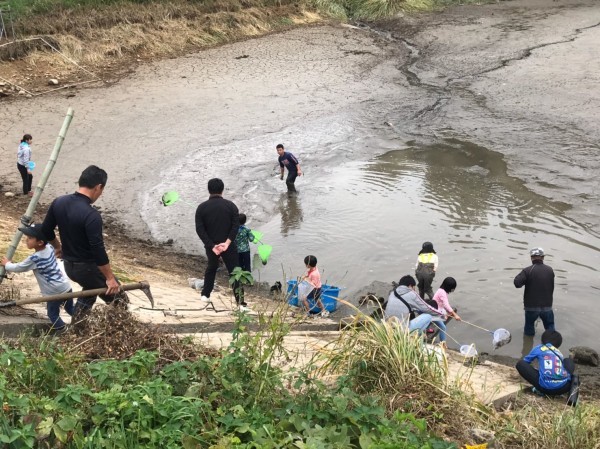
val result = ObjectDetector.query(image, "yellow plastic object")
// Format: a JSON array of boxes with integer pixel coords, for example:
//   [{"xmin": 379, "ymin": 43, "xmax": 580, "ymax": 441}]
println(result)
[{"xmin": 465, "ymin": 444, "xmax": 487, "ymax": 449}]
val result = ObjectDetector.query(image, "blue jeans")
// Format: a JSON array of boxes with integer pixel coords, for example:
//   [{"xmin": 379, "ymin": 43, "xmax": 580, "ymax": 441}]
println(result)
[
  {"xmin": 47, "ymin": 292, "xmax": 75, "ymax": 329},
  {"xmin": 524, "ymin": 310, "xmax": 555, "ymax": 336},
  {"xmin": 432, "ymin": 320, "xmax": 447, "ymax": 342},
  {"xmin": 409, "ymin": 313, "xmax": 432, "ymax": 334}
]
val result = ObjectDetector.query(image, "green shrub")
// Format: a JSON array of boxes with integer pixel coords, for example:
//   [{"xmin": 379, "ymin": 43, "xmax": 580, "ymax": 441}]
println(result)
[{"xmin": 0, "ymin": 310, "xmax": 455, "ymax": 448}]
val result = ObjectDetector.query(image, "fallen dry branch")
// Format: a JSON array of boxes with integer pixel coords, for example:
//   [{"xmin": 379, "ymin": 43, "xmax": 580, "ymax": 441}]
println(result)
[{"xmin": 60, "ymin": 304, "xmax": 218, "ymax": 366}]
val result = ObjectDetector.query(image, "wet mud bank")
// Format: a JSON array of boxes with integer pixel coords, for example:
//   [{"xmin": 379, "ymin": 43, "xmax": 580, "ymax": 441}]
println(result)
[
  {"xmin": 369, "ymin": 0, "xmax": 600, "ymax": 232},
  {"xmin": 1, "ymin": 0, "xmax": 599, "ymax": 357}
]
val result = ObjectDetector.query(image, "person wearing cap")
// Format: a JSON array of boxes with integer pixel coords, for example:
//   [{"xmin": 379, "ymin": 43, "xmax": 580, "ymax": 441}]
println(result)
[
  {"xmin": 514, "ymin": 247, "xmax": 555, "ymax": 336},
  {"xmin": 1, "ymin": 224, "xmax": 74, "ymax": 331},
  {"xmin": 276, "ymin": 144, "xmax": 302, "ymax": 193},
  {"xmin": 40, "ymin": 165, "xmax": 122, "ymax": 317}
]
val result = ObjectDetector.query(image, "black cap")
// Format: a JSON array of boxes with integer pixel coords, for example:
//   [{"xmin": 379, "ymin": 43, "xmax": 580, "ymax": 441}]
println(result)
[{"xmin": 19, "ymin": 224, "xmax": 48, "ymax": 242}]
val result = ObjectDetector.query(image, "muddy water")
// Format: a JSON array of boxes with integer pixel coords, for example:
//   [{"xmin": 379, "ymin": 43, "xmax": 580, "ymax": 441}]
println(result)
[
  {"xmin": 2, "ymin": 0, "xmax": 600, "ymax": 356},
  {"xmin": 255, "ymin": 139, "xmax": 600, "ymax": 356},
  {"xmin": 145, "ymin": 134, "xmax": 600, "ymax": 356}
]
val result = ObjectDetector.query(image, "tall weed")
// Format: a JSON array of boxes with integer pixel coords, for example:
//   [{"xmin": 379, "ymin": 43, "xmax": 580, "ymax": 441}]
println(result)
[
  {"xmin": 317, "ymin": 311, "xmax": 448, "ymax": 400},
  {"xmin": 315, "ymin": 307, "xmax": 495, "ymax": 441}
]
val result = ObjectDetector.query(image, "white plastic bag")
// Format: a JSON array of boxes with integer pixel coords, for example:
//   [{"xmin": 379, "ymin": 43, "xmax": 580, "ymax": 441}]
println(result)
[
  {"xmin": 187, "ymin": 278, "xmax": 204, "ymax": 290},
  {"xmin": 297, "ymin": 280, "xmax": 313, "ymax": 302}
]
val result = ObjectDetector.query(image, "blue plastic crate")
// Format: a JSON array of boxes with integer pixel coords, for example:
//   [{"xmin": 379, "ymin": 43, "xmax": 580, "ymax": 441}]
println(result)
[{"xmin": 287, "ymin": 280, "xmax": 340, "ymax": 313}]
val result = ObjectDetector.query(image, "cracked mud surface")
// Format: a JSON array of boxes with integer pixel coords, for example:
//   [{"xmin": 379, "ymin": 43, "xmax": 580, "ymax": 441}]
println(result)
[{"xmin": 373, "ymin": 0, "xmax": 600, "ymax": 229}]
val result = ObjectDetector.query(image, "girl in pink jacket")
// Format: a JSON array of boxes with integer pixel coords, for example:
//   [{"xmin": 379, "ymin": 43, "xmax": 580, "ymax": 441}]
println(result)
[{"xmin": 432, "ymin": 277, "xmax": 461, "ymax": 321}]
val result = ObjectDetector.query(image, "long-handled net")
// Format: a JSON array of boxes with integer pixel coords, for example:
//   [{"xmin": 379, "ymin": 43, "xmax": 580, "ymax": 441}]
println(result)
[{"xmin": 461, "ymin": 320, "xmax": 511, "ymax": 349}]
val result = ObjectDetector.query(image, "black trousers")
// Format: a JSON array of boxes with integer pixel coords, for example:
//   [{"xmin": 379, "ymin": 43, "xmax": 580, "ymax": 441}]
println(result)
[
  {"xmin": 238, "ymin": 251, "xmax": 251, "ymax": 272},
  {"xmin": 416, "ymin": 271, "xmax": 435, "ymax": 300},
  {"xmin": 286, "ymin": 171, "xmax": 297, "ymax": 192},
  {"xmin": 17, "ymin": 163, "xmax": 32, "ymax": 194},
  {"xmin": 201, "ymin": 245, "xmax": 245, "ymax": 305},
  {"xmin": 64, "ymin": 260, "xmax": 124, "ymax": 316},
  {"xmin": 516, "ymin": 359, "xmax": 573, "ymax": 395}
]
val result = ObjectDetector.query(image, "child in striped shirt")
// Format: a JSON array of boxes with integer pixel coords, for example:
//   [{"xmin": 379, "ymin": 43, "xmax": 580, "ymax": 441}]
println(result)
[{"xmin": 1, "ymin": 224, "xmax": 73, "ymax": 331}]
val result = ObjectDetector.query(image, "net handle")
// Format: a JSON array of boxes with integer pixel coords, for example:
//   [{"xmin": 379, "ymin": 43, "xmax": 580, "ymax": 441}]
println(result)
[{"xmin": 461, "ymin": 319, "xmax": 493, "ymax": 334}]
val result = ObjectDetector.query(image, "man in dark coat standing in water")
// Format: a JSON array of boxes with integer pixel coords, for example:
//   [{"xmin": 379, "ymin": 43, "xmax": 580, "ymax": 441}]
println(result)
[
  {"xmin": 514, "ymin": 247, "xmax": 555, "ymax": 336},
  {"xmin": 195, "ymin": 178, "xmax": 250, "ymax": 312}
]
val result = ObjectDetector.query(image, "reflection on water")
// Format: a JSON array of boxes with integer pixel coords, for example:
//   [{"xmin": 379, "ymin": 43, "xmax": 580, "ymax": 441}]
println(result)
[
  {"xmin": 252, "ymin": 138, "xmax": 600, "ymax": 356},
  {"xmin": 521, "ymin": 334, "xmax": 535, "ymax": 358},
  {"xmin": 278, "ymin": 192, "xmax": 303, "ymax": 236},
  {"xmin": 363, "ymin": 139, "xmax": 570, "ymax": 229}
]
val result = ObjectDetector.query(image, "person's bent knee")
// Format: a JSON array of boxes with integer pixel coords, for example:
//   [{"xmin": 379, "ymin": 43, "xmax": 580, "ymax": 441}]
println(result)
[{"xmin": 515, "ymin": 359, "xmax": 528, "ymax": 374}]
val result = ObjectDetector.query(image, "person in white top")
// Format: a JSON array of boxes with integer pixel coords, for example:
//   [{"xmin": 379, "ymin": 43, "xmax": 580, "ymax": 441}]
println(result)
[{"xmin": 16, "ymin": 134, "xmax": 33, "ymax": 196}]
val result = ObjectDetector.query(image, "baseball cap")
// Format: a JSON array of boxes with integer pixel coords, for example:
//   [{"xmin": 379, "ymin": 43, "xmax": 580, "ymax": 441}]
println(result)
[
  {"xmin": 530, "ymin": 247, "xmax": 545, "ymax": 257},
  {"xmin": 19, "ymin": 224, "xmax": 48, "ymax": 242}
]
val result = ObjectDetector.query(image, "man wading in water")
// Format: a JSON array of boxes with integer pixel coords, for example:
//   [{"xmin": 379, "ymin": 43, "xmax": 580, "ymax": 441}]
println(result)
[
  {"xmin": 276, "ymin": 144, "xmax": 302, "ymax": 193},
  {"xmin": 514, "ymin": 247, "xmax": 555, "ymax": 336}
]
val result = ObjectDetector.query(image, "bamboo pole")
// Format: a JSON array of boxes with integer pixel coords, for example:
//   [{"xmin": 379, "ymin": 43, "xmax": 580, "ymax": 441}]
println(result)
[{"xmin": 0, "ymin": 107, "xmax": 74, "ymax": 285}]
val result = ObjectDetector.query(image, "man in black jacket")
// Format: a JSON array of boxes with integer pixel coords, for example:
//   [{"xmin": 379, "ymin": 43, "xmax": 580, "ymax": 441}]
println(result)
[
  {"xmin": 41, "ymin": 165, "xmax": 122, "ymax": 317},
  {"xmin": 195, "ymin": 178, "xmax": 249, "ymax": 311},
  {"xmin": 514, "ymin": 247, "xmax": 555, "ymax": 336}
]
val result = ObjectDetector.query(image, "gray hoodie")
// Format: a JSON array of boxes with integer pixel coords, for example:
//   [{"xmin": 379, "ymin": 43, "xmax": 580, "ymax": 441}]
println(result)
[{"xmin": 385, "ymin": 285, "xmax": 443, "ymax": 324}]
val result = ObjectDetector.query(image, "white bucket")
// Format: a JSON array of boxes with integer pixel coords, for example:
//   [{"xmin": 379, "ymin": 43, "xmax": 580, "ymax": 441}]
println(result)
[
  {"xmin": 424, "ymin": 344, "xmax": 445, "ymax": 364},
  {"xmin": 460, "ymin": 344, "xmax": 478, "ymax": 359}
]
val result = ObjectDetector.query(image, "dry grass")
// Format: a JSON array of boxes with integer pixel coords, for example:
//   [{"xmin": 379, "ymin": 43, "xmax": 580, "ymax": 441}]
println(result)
[
  {"xmin": 0, "ymin": 1, "xmax": 324, "ymax": 88},
  {"xmin": 315, "ymin": 304, "xmax": 600, "ymax": 447},
  {"xmin": 4, "ymin": 1, "xmax": 323, "ymax": 63}
]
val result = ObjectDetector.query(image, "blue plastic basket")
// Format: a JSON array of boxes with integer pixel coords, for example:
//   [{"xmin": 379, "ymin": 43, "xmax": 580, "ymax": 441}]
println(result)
[{"xmin": 287, "ymin": 280, "xmax": 340, "ymax": 313}]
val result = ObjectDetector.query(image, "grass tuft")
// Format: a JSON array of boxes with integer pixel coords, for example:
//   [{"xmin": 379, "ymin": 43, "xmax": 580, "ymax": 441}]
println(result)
[{"xmin": 316, "ymin": 303, "xmax": 494, "ymax": 440}]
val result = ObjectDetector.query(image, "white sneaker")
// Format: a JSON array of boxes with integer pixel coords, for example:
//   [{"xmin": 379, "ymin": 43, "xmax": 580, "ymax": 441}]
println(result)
[
  {"xmin": 320, "ymin": 310, "xmax": 330, "ymax": 318},
  {"xmin": 200, "ymin": 295, "xmax": 211, "ymax": 303},
  {"xmin": 238, "ymin": 304, "xmax": 252, "ymax": 312}
]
